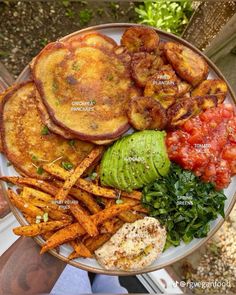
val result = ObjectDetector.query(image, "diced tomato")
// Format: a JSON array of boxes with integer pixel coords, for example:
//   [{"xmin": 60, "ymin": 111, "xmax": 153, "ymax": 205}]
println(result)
[
  {"xmin": 188, "ymin": 131, "xmax": 203, "ymax": 144},
  {"xmin": 166, "ymin": 104, "xmax": 236, "ymax": 189}
]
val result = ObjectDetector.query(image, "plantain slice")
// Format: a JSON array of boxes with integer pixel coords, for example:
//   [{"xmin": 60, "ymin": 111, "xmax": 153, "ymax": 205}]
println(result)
[
  {"xmin": 121, "ymin": 26, "xmax": 159, "ymax": 53},
  {"xmin": 144, "ymin": 69, "xmax": 178, "ymax": 109},
  {"xmin": 127, "ymin": 96, "xmax": 167, "ymax": 131},
  {"xmin": 167, "ymin": 94, "xmax": 219, "ymax": 128},
  {"xmin": 131, "ymin": 52, "xmax": 164, "ymax": 87},
  {"xmin": 177, "ymin": 78, "xmax": 192, "ymax": 98},
  {"xmin": 167, "ymin": 97, "xmax": 199, "ymax": 128},
  {"xmin": 191, "ymin": 79, "xmax": 227, "ymax": 103},
  {"xmin": 114, "ymin": 46, "xmax": 132, "ymax": 67},
  {"xmin": 195, "ymin": 94, "xmax": 218, "ymax": 110},
  {"xmin": 159, "ymin": 63, "xmax": 192, "ymax": 97},
  {"xmin": 164, "ymin": 42, "xmax": 209, "ymax": 86}
]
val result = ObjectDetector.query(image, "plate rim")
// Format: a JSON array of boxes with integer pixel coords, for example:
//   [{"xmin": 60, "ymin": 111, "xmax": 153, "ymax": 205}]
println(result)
[{"xmin": 1, "ymin": 22, "xmax": 236, "ymax": 276}]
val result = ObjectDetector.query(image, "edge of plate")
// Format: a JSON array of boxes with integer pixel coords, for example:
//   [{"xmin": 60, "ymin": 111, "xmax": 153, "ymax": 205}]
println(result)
[{"xmin": 2, "ymin": 22, "xmax": 236, "ymax": 276}]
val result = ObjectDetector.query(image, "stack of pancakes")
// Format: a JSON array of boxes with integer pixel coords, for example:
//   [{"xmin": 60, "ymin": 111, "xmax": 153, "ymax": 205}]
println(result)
[{"xmin": 0, "ymin": 32, "xmax": 135, "ymax": 178}]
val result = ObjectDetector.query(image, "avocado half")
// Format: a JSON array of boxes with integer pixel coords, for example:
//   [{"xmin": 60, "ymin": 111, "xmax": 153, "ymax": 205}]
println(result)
[{"xmin": 100, "ymin": 130, "xmax": 170, "ymax": 192}]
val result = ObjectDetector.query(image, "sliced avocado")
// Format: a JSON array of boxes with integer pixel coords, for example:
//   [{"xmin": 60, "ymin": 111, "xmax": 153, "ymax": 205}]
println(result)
[
  {"xmin": 121, "ymin": 134, "xmax": 139, "ymax": 191},
  {"xmin": 142, "ymin": 131, "xmax": 161, "ymax": 183},
  {"xmin": 100, "ymin": 130, "xmax": 170, "ymax": 191},
  {"xmin": 128, "ymin": 132, "xmax": 153, "ymax": 186},
  {"xmin": 116, "ymin": 136, "xmax": 130, "ymax": 191},
  {"xmin": 152, "ymin": 131, "xmax": 170, "ymax": 176},
  {"xmin": 100, "ymin": 147, "xmax": 113, "ymax": 187},
  {"xmin": 109, "ymin": 140, "xmax": 121, "ymax": 189}
]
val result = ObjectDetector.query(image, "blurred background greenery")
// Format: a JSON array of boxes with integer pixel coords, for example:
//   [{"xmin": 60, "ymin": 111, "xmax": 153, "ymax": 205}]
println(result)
[{"xmin": 0, "ymin": 0, "xmax": 194, "ymax": 77}]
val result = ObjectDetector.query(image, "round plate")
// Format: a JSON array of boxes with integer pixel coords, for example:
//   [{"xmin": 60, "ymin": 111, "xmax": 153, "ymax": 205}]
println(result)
[{"xmin": 1, "ymin": 23, "xmax": 236, "ymax": 276}]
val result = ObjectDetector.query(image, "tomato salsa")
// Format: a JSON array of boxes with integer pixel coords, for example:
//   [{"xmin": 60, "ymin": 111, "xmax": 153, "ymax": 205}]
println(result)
[{"xmin": 166, "ymin": 104, "xmax": 236, "ymax": 190}]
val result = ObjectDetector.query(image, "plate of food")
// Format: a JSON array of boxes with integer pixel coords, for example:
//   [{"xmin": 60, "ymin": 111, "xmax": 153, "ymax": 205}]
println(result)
[{"xmin": 0, "ymin": 23, "xmax": 236, "ymax": 275}]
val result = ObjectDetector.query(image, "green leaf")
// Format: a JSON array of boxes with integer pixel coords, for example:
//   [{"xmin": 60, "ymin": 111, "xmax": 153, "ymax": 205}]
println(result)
[
  {"xmin": 79, "ymin": 9, "xmax": 92, "ymax": 26},
  {"xmin": 135, "ymin": 0, "xmax": 193, "ymax": 36}
]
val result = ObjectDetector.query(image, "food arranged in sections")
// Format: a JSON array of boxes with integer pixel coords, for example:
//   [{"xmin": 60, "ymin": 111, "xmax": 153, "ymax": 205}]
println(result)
[{"xmin": 0, "ymin": 25, "xmax": 235, "ymax": 272}]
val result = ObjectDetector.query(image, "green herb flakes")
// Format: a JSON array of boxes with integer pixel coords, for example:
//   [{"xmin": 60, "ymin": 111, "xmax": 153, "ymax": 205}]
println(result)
[
  {"xmin": 41, "ymin": 126, "xmax": 49, "ymax": 135},
  {"xmin": 68, "ymin": 139, "xmax": 76, "ymax": 147},
  {"xmin": 37, "ymin": 167, "xmax": 44, "ymax": 175},
  {"xmin": 116, "ymin": 199, "xmax": 123, "ymax": 205},
  {"xmin": 31, "ymin": 155, "xmax": 38, "ymax": 162},
  {"xmin": 61, "ymin": 161, "xmax": 74, "ymax": 171}
]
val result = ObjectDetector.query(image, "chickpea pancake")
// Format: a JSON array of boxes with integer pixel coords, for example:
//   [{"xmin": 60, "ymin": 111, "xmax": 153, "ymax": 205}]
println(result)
[
  {"xmin": 65, "ymin": 31, "xmax": 117, "ymax": 51},
  {"xmin": 33, "ymin": 43, "xmax": 133, "ymax": 141},
  {"xmin": 35, "ymin": 90, "xmax": 115, "ymax": 145},
  {"xmin": 0, "ymin": 82, "xmax": 93, "ymax": 179}
]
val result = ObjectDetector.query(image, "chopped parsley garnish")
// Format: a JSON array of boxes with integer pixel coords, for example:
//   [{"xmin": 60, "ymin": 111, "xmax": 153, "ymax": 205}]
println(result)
[
  {"xmin": 31, "ymin": 155, "xmax": 38, "ymax": 162},
  {"xmin": 107, "ymin": 74, "xmax": 113, "ymax": 81},
  {"xmin": 55, "ymin": 100, "xmax": 60, "ymax": 106},
  {"xmin": 96, "ymin": 197, "xmax": 105, "ymax": 207},
  {"xmin": 37, "ymin": 167, "xmax": 44, "ymax": 175},
  {"xmin": 68, "ymin": 139, "xmax": 76, "ymax": 147},
  {"xmin": 61, "ymin": 161, "xmax": 74, "ymax": 171},
  {"xmin": 41, "ymin": 126, "xmax": 50, "ymax": 135},
  {"xmin": 52, "ymin": 81, "xmax": 58, "ymax": 92},
  {"xmin": 116, "ymin": 199, "xmax": 123, "ymax": 205},
  {"xmin": 142, "ymin": 164, "xmax": 226, "ymax": 249}
]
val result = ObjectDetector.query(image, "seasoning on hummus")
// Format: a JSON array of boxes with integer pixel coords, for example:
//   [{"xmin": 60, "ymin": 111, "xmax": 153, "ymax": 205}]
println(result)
[{"xmin": 95, "ymin": 217, "xmax": 166, "ymax": 271}]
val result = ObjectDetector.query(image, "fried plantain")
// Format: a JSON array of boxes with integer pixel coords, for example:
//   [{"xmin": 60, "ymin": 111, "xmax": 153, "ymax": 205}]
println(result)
[
  {"xmin": 177, "ymin": 78, "xmax": 192, "ymax": 98},
  {"xmin": 121, "ymin": 26, "xmax": 159, "ymax": 53},
  {"xmin": 0, "ymin": 82, "xmax": 94, "ymax": 179},
  {"xmin": 167, "ymin": 97, "xmax": 199, "ymax": 128},
  {"xmin": 114, "ymin": 46, "xmax": 132, "ymax": 67},
  {"xmin": 164, "ymin": 42, "xmax": 209, "ymax": 86},
  {"xmin": 144, "ymin": 69, "xmax": 178, "ymax": 108},
  {"xmin": 127, "ymin": 96, "xmax": 167, "ymax": 130},
  {"xmin": 195, "ymin": 94, "xmax": 218, "ymax": 110},
  {"xmin": 131, "ymin": 52, "xmax": 164, "ymax": 87},
  {"xmin": 191, "ymin": 79, "xmax": 227, "ymax": 103}
]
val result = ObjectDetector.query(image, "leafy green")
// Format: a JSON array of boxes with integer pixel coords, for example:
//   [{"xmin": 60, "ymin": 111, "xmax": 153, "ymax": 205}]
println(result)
[
  {"xmin": 79, "ymin": 9, "xmax": 92, "ymax": 26},
  {"xmin": 142, "ymin": 164, "xmax": 226, "ymax": 249},
  {"xmin": 135, "ymin": 0, "xmax": 193, "ymax": 36}
]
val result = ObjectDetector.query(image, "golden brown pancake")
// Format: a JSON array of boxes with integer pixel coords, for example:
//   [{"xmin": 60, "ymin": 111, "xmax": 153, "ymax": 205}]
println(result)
[
  {"xmin": 35, "ymin": 90, "xmax": 118, "ymax": 145},
  {"xmin": 32, "ymin": 42, "xmax": 133, "ymax": 141},
  {"xmin": 0, "ymin": 81, "xmax": 94, "ymax": 179},
  {"xmin": 65, "ymin": 31, "xmax": 117, "ymax": 51}
]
